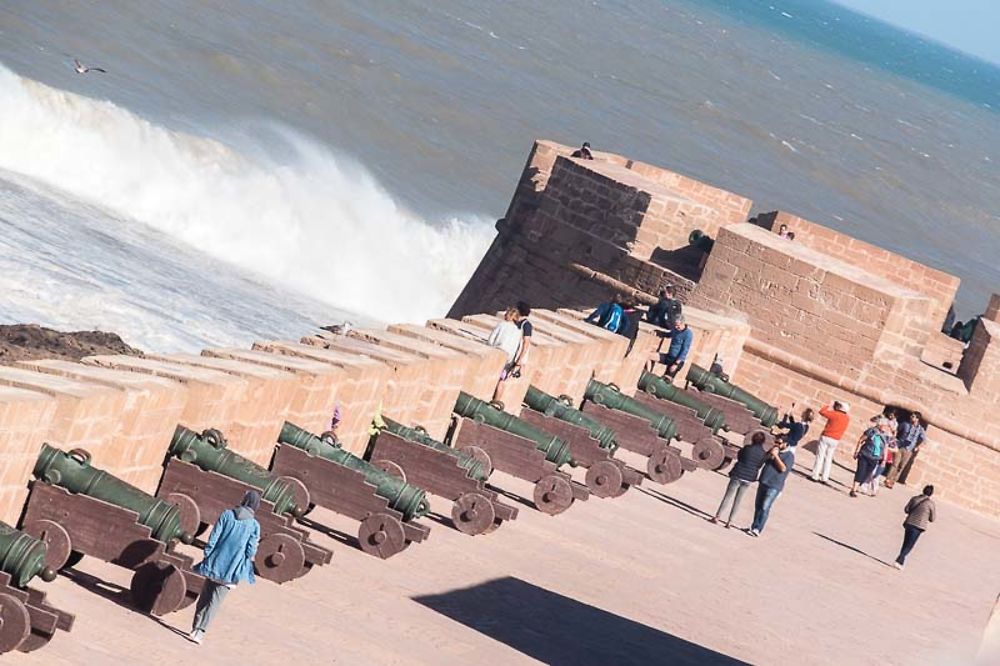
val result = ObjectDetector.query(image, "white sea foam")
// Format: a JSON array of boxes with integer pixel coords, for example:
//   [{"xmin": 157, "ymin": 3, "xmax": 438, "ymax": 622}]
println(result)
[{"xmin": 0, "ymin": 65, "xmax": 493, "ymax": 326}]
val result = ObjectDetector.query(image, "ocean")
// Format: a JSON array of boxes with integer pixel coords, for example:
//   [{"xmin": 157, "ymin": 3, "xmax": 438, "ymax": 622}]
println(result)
[{"xmin": 0, "ymin": 0, "xmax": 997, "ymax": 352}]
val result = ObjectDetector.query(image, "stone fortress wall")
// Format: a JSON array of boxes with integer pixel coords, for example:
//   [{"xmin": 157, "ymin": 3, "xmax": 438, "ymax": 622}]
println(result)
[
  {"xmin": 450, "ymin": 140, "xmax": 1000, "ymax": 519},
  {"xmin": 0, "ymin": 139, "xmax": 996, "ymax": 524}
]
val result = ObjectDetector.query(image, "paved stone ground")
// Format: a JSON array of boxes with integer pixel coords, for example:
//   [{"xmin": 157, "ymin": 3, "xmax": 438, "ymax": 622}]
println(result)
[{"xmin": 10, "ymin": 447, "xmax": 1000, "ymax": 666}]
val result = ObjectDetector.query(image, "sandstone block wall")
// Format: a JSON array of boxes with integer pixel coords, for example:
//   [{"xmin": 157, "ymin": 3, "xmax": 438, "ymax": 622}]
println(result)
[
  {"xmin": 691, "ymin": 224, "xmax": 933, "ymax": 379},
  {"xmin": 758, "ymin": 211, "xmax": 960, "ymax": 329},
  {"xmin": 0, "ymin": 387, "xmax": 55, "ymax": 524}
]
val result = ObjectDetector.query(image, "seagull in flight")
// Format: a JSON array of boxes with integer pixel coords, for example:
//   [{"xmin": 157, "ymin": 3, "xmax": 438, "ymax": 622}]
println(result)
[{"xmin": 74, "ymin": 58, "xmax": 106, "ymax": 74}]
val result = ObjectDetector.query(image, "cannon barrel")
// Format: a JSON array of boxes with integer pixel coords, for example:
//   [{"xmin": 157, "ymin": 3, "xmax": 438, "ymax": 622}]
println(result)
[
  {"xmin": 523, "ymin": 386, "xmax": 618, "ymax": 451},
  {"xmin": 685, "ymin": 365, "xmax": 779, "ymax": 427},
  {"xmin": 638, "ymin": 371, "xmax": 728, "ymax": 433},
  {"xmin": 453, "ymin": 392, "xmax": 574, "ymax": 468},
  {"xmin": 170, "ymin": 426, "xmax": 305, "ymax": 518},
  {"xmin": 584, "ymin": 379, "xmax": 678, "ymax": 441},
  {"xmin": 34, "ymin": 444, "xmax": 190, "ymax": 544},
  {"xmin": 380, "ymin": 418, "xmax": 489, "ymax": 482},
  {"xmin": 0, "ymin": 521, "xmax": 56, "ymax": 588},
  {"xmin": 278, "ymin": 423, "xmax": 430, "ymax": 521}
]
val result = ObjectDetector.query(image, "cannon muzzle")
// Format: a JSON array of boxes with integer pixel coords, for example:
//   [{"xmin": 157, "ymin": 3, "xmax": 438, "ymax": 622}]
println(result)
[
  {"xmin": 170, "ymin": 427, "xmax": 305, "ymax": 518},
  {"xmin": 278, "ymin": 423, "xmax": 430, "ymax": 521},
  {"xmin": 33, "ymin": 444, "xmax": 187, "ymax": 544},
  {"xmin": 523, "ymin": 386, "xmax": 618, "ymax": 451},
  {"xmin": 685, "ymin": 365, "xmax": 778, "ymax": 427},
  {"xmin": 453, "ymin": 392, "xmax": 575, "ymax": 468},
  {"xmin": 584, "ymin": 379, "xmax": 678, "ymax": 441},
  {"xmin": 0, "ymin": 521, "xmax": 54, "ymax": 588},
  {"xmin": 638, "ymin": 371, "xmax": 728, "ymax": 433}
]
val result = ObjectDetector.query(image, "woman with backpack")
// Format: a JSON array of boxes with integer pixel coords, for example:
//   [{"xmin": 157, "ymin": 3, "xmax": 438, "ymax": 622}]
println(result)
[
  {"xmin": 894, "ymin": 485, "xmax": 936, "ymax": 570},
  {"xmin": 849, "ymin": 418, "xmax": 890, "ymax": 498}
]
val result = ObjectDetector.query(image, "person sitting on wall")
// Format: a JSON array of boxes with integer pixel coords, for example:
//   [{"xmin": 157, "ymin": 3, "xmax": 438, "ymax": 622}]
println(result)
[
  {"xmin": 644, "ymin": 315, "xmax": 693, "ymax": 381},
  {"xmin": 571, "ymin": 141, "xmax": 594, "ymax": 159},
  {"xmin": 777, "ymin": 224, "xmax": 790, "ymax": 239},
  {"xmin": 585, "ymin": 296, "xmax": 624, "ymax": 333},
  {"xmin": 646, "ymin": 286, "xmax": 683, "ymax": 328},
  {"xmin": 618, "ymin": 302, "xmax": 641, "ymax": 357}
]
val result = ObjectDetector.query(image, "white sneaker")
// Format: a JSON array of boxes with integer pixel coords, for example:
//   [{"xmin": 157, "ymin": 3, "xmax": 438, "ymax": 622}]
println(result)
[
  {"xmin": 892, "ymin": 561, "xmax": 904, "ymax": 570},
  {"xmin": 188, "ymin": 629, "xmax": 204, "ymax": 645}
]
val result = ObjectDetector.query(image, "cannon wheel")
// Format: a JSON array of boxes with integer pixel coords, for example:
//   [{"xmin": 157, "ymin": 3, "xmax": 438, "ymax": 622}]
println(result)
[
  {"xmin": 647, "ymin": 446, "xmax": 684, "ymax": 484},
  {"xmin": 691, "ymin": 437, "xmax": 726, "ymax": 470},
  {"xmin": 358, "ymin": 513, "xmax": 408, "ymax": 559},
  {"xmin": 458, "ymin": 445, "xmax": 494, "ymax": 478},
  {"xmin": 15, "ymin": 630, "xmax": 51, "ymax": 653},
  {"xmin": 451, "ymin": 492, "xmax": 497, "ymax": 535},
  {"xmin": 0, "ymin": 593, "xmax": 31, "ymax": 654},
  {"xmin": 277, "ymin": 476, "xmax": 311, "ymax": 518},
  {"xmin": 164, "ymin": 492, "xmax": 201, "ymax": 538},
  {"xmin": 130, "ymin": 560, "xmax": 188, "ymax": 616},
  {"xmin": 585, "ymin": 460, "xmax": 625, "ymax": 498},
  {"xmin": 256, "ymin": 533, "xmax": 306, "ymax": 584},
  {"xmin": 372, "ymin": 460, "xmax": 407, "ymax": 483},
  {"xmin": 533, "ymin": 475, "xmax": 574, "ymax": 515},
  {"xmin": 22, "ymin": 519, "xmax": 72, "ymax": 571}
]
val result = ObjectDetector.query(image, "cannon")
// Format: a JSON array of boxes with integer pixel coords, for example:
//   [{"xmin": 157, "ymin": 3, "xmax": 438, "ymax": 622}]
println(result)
[
  {"xmin": 156, "ymin": 426, "xmax": 333, "ymax": 582},
  {"xmin": 0, "ymin": 522, "xmax": 74, "ymax": 655},
  {"xmin": 450, "ymin": 393, "xmax": 589, "ymax": 515},
  {"xmin": 638, "ymin": 371, "xmax": 727, "ymax": 433},
  {"xmin": 685, "ymin": 364, "xmax": 779, "ymax": 428},
  {"xmin": 580, "ymin": 380, "xmax": 694, "ymax": 484},
  {"xmin": 21, "ymin": 445, "xmax": 206, "ymax": 617},
  {"xmin": 636, "ymin": 372, "xmax": 736, "ymax": 470},
  {"xmin": 521, "ymin": 387, "xmax": 643, "ymax": 498},
  {"xmin": 367, "ymin": 421, "xmax": 519, "ymax": 535},
  {"xmin": 381, "ymin": 418, "xmax": 492, "ymax": 482},
  {"xmin": 273, "ymin": 423, "xmax": 432, "ymax": 559}
]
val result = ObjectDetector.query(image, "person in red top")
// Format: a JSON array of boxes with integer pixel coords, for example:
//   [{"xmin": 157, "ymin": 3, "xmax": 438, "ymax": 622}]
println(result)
[{"xmin": 810, "ymin": 400, "xmax": 851, "ymax": 484}]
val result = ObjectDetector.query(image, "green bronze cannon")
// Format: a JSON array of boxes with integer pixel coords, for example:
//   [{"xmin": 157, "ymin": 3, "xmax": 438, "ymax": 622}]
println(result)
[
  {"xmin": 522, "ymin": 386, "xmax": 618, "ymax": 451},
  {"xmin": 33, "ymin": 445, "xmax": 190, "ymax": 545},
  {"xmin": 453, "ymin": 392, "xmax": 575, "ymax": 468},
  {"xmin": 0, "ymin": 522, "xmax": 56, "ymax": 589},
  {"xmin": 169, "ymin": 426, "xmax": 305, "ymax": 518},
  {"xmin": 685, "ymin": 364, "xmax": 779, "ymax": 427},
  {"xmin": 380, "ymin": 418, "xmax": 490, "ymax": 482},
  {"xmin": 278, "ymin": 422, "xmax": 429, "ymax": 521},
  {"xmin": 638, "ymin": 371, "xmax": 728, "ymax": 433},
  {"xmin": 0, "ymin": 521, "xmax": 73, "ymax": 654},
  {"xmin": 584, "ymin": 379, "xmax": 678, "ymax": 442}
]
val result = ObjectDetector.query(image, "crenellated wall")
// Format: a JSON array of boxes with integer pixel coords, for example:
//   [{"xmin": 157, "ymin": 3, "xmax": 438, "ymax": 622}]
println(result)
[{"xmin": 0, "ymin": 307, "xmax": 747, "ymax": 524}]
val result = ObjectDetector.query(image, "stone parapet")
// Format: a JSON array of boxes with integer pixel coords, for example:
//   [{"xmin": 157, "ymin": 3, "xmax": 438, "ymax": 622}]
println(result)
[{"xmin": 0, "ymin": 386, "xmax": 55, "ymax": 524}]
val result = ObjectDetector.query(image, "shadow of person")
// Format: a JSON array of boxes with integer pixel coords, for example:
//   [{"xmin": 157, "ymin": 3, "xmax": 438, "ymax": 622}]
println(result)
[
  {"xmin": 813, "ymin": 532, "xmax": 894, "ymax": 568},
  {"xmin": 636, "ymin": 486, "xmax": 714, "ymax": 521},
  {"xmin": 60, "ymin": 567, "xmax": 190, "ymax": 634},
  {"xmin": 413, "ymin": 577, "xmax": 746, "ymax": 666}
]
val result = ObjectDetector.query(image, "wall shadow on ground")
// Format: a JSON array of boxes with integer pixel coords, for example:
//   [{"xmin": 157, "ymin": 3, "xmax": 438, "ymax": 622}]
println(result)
[{"xmin": 412, "ymin": 576, "xmax": 747, "ymax": 666}]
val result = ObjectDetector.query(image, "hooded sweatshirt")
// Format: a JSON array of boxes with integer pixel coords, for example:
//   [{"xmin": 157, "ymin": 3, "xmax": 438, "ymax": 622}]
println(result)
[{"xmin": 195, "ymin": 505, "xmax": 261, "ymax": 585}]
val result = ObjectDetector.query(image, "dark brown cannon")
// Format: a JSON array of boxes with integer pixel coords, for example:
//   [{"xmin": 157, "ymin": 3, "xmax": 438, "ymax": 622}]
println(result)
[
  {"xmin": 0, "ymin": 522, "xmax": 74, "ymax": 655},
  {"xmin": 273, "ymin": 423, "xmax": 432, "ymax": 559},
  {"xmin": 367, "ymin": 424, "xmax": 519, "ymax": 535},
  {"xmin": 633, "ymin": 392, "xmax": 737, "ymax": 471},
  {"xmin": 21, "ymin": 445, "xmax": 206, "ymax": 617},
  {"xmin": 448, "ymin": 396, "xmax": 589, "ymax": 515},
  {"xmin": 157, "ymin": 426, "xmax": 333, "ymax": 582}
]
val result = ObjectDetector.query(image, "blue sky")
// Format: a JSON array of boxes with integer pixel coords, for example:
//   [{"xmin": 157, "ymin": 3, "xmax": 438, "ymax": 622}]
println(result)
[{"xmin": 833, "ymin": 0, "xmax": 999, "ymax": 65}]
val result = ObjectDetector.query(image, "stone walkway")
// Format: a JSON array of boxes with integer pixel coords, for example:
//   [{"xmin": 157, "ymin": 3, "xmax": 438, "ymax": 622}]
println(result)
[{"xmin": 10, "ymin": 447, "xmax": 1000, "ymax": 665}]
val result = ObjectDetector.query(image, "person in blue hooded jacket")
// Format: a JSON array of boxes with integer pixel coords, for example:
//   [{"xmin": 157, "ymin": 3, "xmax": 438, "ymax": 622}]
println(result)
[{"xmin": 188, "ymin": 490, "xmax": 261, "ymax": 645}]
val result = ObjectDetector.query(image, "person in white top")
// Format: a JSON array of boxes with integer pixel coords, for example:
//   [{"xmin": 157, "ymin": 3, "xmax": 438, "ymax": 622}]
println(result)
[{"xmin": 489, "ymin": 307, "xmax": 523, "ymax": 403}]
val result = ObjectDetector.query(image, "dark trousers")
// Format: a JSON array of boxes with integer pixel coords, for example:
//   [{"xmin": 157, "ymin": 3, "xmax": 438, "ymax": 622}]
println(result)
[
  {"xmin": 853, "ymin": 456, "xmax": 878, "ymax": 483},
  {"xmin": 751, "ymin": 484, "xmax": 781, "ymax": 533},
  {"xmin": 896, "ymin": 524, "xmax": 924, "ymax": 565}
]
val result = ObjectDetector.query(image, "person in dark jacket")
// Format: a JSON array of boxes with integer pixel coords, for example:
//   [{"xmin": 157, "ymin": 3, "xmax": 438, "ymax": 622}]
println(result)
[
  {"xmin": 618, "ymin": 303, "xmax": 641, "ymax": 357},
  {"xmin": 776, "ymin": 405, "xmax": 815, "ymax": 449},
  {"xmin": 189, "ymin": 490, "xmax": 262, "ymax": 644},
  {"xmin": 646, "ymin": 286, "xmax": 682, "ymax": 328},
  {"xmin": 570, "ymin": 142, "xmax": 594, "ymax": 159},
  {"xmin": 711, "ymin": 431, "xmax": 778, "ymax": 528},
  {"xmin": 748, "ymin": 435, "xmax": 792, "ymax": 536},
  {"xmin": 894, "ymin": 485, "xmax": 936, "ymax": 570}
]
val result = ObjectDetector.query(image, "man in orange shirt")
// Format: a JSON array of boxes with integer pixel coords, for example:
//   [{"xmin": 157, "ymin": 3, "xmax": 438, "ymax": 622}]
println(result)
[{"xmin": 810, "ymin": 401, "xmax": 851, "ymax": 484}]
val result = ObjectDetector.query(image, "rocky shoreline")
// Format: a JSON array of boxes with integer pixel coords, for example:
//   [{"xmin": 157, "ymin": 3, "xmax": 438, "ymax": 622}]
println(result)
[{"xmin": 0, "ymin": 324, "xmax": 143, "ymax": 366}]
